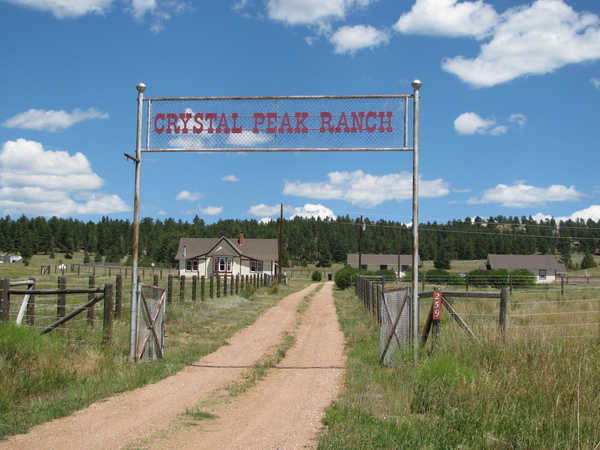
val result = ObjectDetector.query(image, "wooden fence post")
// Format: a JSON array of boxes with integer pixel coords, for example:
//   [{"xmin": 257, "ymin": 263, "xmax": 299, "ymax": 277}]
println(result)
[
  {"xmin": 192, "ymin": 276, "xmax": 197, "ymax": 302},
  {"xmin": 235, "ymin": 274, "xmax": 239, "ymax": 295},
  {"xmin": 0, "ymin": 277, "xmax": 10, "ymax": 321},
  {"xmin": 57, "ymin": 276, "xmax": 67, "ymax": 326},
  {"xmin": 115, "ymin": 274, "xmax": 123, "ymax": 320},
  {"xmin": 210, "ymin": 276, "xmax": 214, "ymax": 299},
  {"xmin": 216, "ymin": 275, "xmax": 221, "ymax": 298},
  {"xmin": 27, "ymin": 277, "xmax": 36, "ymax": 326},
  {"xmin": 223, "ymin": 274, "xmax": 228, "ymax": 297},
  {"xmin": 167, "ymin": 275, "xmax": 173, "ymax": 304},
  {"xmin": 88, "ymin": 276, "xmax": 96, "ymax": 328},
  {"xmin": 103, "ymin": 284, "xmax": 114, "ymax": 344},
  {"xmin": 180, "ymin": 275, "xmax": 186, "ymax": 302},
  {"xmin": 201, "ymin": 276, "xmax": 205, "ymax": 301},
  {"xmin": 499, "ymin": 287, "xmax": 508, "ymax": 335}
]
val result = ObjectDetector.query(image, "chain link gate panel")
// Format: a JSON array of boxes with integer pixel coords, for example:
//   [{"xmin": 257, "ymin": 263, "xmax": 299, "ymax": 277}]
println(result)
[
  {"xmin": 380, "ymin": 287, "xmax": 411, "ymax": 365},
  {"xmin": 135, "ymin": 283, "xmax": 166, "ymax": 362}
]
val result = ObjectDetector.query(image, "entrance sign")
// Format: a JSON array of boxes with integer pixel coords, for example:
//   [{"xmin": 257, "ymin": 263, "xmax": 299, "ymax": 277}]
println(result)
[
  {"xmin": 129, "ymin": 85, "xmax": 422, "ymax": 362},
  {"xmin": 143, "ymin": 95, "xmax": 412, "ymax": 152}
]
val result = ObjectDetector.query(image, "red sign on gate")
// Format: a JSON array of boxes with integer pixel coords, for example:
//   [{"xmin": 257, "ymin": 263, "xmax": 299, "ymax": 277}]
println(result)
[{"xmin": 433, "ymin": 290, "xmax": 442, "ymax": 321}]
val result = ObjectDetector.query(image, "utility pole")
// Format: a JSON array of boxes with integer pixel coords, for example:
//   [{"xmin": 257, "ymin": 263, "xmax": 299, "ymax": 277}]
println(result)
[
  {"xmin": 358, "ymin": 215, "xmax": 364, "ymax": 270},
  {"xmin": 278, "ymin": 203, "xmax": 283, "ymax": 284}
]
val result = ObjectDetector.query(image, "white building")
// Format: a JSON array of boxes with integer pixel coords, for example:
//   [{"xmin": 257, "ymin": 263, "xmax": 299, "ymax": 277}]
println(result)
[{"xmin": 176, "ymin": 234, "xmax": 278, "ymax": 278}]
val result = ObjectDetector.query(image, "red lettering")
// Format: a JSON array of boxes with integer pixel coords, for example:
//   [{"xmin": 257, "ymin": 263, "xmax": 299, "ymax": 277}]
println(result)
[
  {"xmin": 320, "ymin": 112, "xmax": 333, "ymax": 133},
  {"xmin": 179, "ymin": 113, "xmax": 192, "ymax": 134},
  {"xmin": 266, "ymin": 112, "xmax": 277, "ymax": 133},
  {"xmin": 366, "ymin": 111, "xmax": 377, "ymax": 133},
  {"xmin": 231, "ymin": 113, "xmax": 242, "ymax": 133},
  {"xmin": 351, "ymin": 112, "xmax": 364, "ymax": 132},
  {"xmin": 166, "ymin": 113, "xmax": 179, "ymax": 134},
  {"xmin": 278, "ymin": 112, "xmax": 293, "ymax": 133},
  {"xmin": 335, "ymin": 112, "xmax": 350, "ymax": 133},
  {"xmin": 154, "ymin": 113, "xmax": 165, "ymax": 134},
  {"xmin": 379, "ymin": 111, "xmax": 393, "ymax": 132},
  {"xmin": 294, "ymin": 112, "xmax": 308, "ymax": 133},
  {"xmin": 205, "ymin": 113, "xmax": 217, "ymax": 133},
  {"xmin": 193, "ymin": 113, "xmax": 204, "ymax": 133},
  {"xmin": 215, "ymin": 113, "xmax": 230, "ymax": 133},
  {"xmin": 253, "ymin": 113, "xmax": 265, "ymax": 133}
]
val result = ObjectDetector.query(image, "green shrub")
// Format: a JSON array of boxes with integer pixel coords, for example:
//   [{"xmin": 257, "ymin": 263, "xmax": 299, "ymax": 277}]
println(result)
[
  {"xmin": 510, "ymin": 269, "xmax": 536, "ymax": 288},
  {"xmin": 311, "ymin": 270, "xmax": 322, "ymax": 281},
  {"xmin": 334, "ymin": 266, "xmax": 359, "ymax": 290},
  {"xmin": 240, "ymin": 283, "xmax": 258, "ymax": 300},
  {"xmin": 424, "ymin": 269, "xmax": 465, "ymax": 286},
  {"xmin": 467, "ymin": 269, "xmax": 510, "ymax": 288}
]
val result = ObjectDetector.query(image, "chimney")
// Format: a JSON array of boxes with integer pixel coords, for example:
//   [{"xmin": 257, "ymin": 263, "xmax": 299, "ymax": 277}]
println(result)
[{"xmin": 239, "ymin": 233, "xmax": 244, "ymax": 245}]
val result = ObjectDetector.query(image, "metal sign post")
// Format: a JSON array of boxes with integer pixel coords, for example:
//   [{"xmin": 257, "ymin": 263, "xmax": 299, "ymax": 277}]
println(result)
[{"xmin": 127, "ymin": 82, "xmax": 422, "ymax": 361}]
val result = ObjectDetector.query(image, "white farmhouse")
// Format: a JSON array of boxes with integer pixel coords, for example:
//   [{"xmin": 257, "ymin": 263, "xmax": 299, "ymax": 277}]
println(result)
[{"xmin": 175, "ymin": 234, "xmax": 278, "ymax": 278}]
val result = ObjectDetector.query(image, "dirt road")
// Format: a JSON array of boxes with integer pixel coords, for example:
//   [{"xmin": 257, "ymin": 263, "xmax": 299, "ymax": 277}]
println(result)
[{"xmin": 1, "ymin": 282, "xmax": 346, "ymax": 449}]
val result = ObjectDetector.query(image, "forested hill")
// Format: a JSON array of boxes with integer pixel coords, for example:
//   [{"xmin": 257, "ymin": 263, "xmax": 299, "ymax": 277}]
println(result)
[{"xmin": 1, "ymin": 215, "xmax": 599, "ymax": 268}]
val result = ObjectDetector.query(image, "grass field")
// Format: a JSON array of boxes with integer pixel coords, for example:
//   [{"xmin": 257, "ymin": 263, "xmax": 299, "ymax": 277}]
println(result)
[{"xmin": 318, "ymin": 287, "xmax": 600, "ymax": 449}]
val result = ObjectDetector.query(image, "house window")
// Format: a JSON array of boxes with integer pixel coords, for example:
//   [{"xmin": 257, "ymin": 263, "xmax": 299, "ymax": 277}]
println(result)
[
  {"xmin": 214, "ymin": 257, "xmax": 232, "ymax": 273},
  {"xmin": 380, "ymin": 265, "xmax": 388, "ymax": 270},
  {"xmin": 539, "ymin": 269, "xmax": 546, "ymax": 280},
  {"xmin": 186, "ymin": 260, "xmax": 198, "ymax": 271},
  {"xmin": 250, "ymin": 261, "xmax": 263, "ymax": 272}
]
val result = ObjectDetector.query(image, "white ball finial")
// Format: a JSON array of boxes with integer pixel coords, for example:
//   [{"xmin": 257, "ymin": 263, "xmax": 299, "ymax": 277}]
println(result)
[
  {"xmin": 412, "ymin": 80, "xmax": 422, "ymax": 89},
  {"xmin": 136, "ymin": 83, "xmax": 146, "ymax": 93}
]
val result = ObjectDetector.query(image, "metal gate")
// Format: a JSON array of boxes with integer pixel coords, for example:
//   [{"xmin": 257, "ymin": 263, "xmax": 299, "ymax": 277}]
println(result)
[
  {"xmin": 135, "ymin": 283, "xmax": 166, "ymax": 362},
  {"xmin": 379, "ymin": 287, "xmax": 411, "ymax": 365}
]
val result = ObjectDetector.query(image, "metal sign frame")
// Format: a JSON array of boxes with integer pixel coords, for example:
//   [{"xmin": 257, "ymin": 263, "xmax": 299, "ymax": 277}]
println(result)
[{"xmin": 128, "ymin": 82, "xmax": 422, "ymax": 361}]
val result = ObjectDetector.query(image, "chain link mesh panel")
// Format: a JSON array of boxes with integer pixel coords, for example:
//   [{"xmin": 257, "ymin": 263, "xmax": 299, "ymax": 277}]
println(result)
[
  {"xmin": 136, "ymin": 284, "xmax": 166, "ymax": 362},
  {"xmin": 144, "ymin": 95, "xmax": 411, "ymax": 152},
  {"xmin": 379, "ymin": 288, "xmax": 411, "ymax": 366}
]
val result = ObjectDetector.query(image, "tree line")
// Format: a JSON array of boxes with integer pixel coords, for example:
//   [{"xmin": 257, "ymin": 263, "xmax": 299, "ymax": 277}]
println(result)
[{"xmin": 1, "ymin": 214, "xmax": 598, "ymax": 269}]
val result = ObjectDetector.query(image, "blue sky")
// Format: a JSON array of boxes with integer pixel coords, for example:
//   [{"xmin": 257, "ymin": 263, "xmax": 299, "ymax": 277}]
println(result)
[{"xmin": 0, "ymin": 0, "xmax": 599, "ymax": 226}]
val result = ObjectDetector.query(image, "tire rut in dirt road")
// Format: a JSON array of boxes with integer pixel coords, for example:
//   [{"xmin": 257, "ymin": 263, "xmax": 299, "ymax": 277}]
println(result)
[
  {"xmin": 150, "ymin": 281, "xmax": 346, "ymax": 450},
  {"xmin": 0, "ymin": 283, "xmax": 322, "ymax": 450}
]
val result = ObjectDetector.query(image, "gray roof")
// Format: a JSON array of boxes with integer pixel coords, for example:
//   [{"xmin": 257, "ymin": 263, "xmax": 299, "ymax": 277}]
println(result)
[
  {"xmin": 347, "ymin": 253, "xmax": 418, "ymax": 266},
  {"xmin": 176, "ymin": 236, "xmax": 278, "ymax": 261},
  {"xmin": 486, "ymin": 254, "xmax": 567, "ymax": 273}
]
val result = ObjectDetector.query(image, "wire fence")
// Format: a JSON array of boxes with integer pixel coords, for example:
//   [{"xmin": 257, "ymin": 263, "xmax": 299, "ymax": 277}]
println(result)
[{"xmin": 356, "ymin": 277, "xmax": 600, "ymax": 342}]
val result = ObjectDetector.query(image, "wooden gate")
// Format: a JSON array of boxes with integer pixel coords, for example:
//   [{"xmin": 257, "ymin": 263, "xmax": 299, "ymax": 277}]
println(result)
[{"xmin": 135, "ymin": 283, "xmax": 166, "ymax": 362}]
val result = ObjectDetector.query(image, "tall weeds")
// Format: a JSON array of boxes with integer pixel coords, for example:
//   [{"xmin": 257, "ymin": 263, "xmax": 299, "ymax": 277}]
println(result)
[{"xmin": 319, "ymin": 288, "xmax": 600, "ymax": 449}]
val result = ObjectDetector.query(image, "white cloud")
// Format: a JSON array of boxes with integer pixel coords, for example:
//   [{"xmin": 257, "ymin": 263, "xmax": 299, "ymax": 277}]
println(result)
[
  {"xmin": 454, "ymin": 112, "xmax": 526, "ymax": 135},
  {"xmin": 454, "ymin": 112, "xmax": 497, "ymax": 135},
  {"xmin": 2, "ymin": 0, "xmax": 114, "ymax": 18},
  {"xmin": 265, "ymin": 0, "xmax": 376, "ymax": 29},
  {"xmin": 175, "ymin": 190, "xmax": 203, "ymax": 201},
  {"xmin": 2, "ymin": 0, "xmax": 191, "ymax": 31},
  {"xmin": 466, "ymin": 182, "xmax": 584, "ymax": 208},
  {"xmin": 508, "ymin": 113, "xmax": 527, "ymax": 128},
  {"xmin": 0, "ymin": 139, "xmax": 129, "ymax": 217},
  {"xmin": 266, "ymin": 0, "xmax": 345, "ymax": 27},
  {"xmin": 248, "ymin": 204, "xmax": 281, "ymax": 217},
  {"xmin": 591, "ymin": 78, "xmax": 600, "ymax": 89},
  {"xmin": 394, "ymin": 0, "xmax": 497, "ymax": 38},
  {"xmin": 442, "ymin": 0, "xmax": 600, "ymax": 88},
  {"xmin": 283, "ymin": 170, "xmax": 449, "ymax": 208},
  {"xmin": 221, "ymin": 175, "xmax": 240, "ymax": 182},
  {"xmin": 330, "ymin": 25, "xmax": 389, "ymax": 54},
  {"xmin": 533, "ymin": 205, "xmax": 600, "ymax": 223},
  {"xmin": 2, "ymin": 107, "xmax": 108, "ymax": 132},
  {"xmin": 200, "ymin": 206, "xmax": 223, "ymax": 216},
  {"xmin": 289, "ymin": 203, "xmax": 336, "ymax": 220}
]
